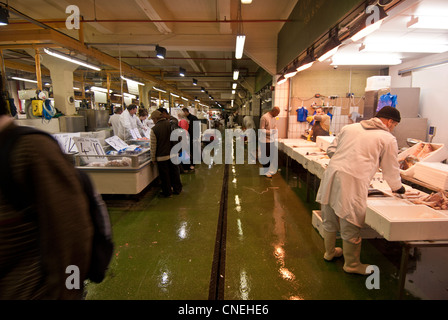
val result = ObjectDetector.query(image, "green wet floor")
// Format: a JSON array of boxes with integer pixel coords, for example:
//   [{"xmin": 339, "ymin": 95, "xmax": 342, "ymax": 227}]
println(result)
[{"xmin": 85, "ymin": 160, "xmax": 446, "ymax": 300}]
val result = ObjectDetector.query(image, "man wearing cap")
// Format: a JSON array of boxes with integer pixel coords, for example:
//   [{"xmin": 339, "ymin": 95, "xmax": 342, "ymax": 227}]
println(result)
[
  {"xmin": 316, "ymin": 106, "xmax": 405, "ymax": 275},
  {"xmin": 150, "ymin": 110, "xmax": 182, "ymax": 197}
]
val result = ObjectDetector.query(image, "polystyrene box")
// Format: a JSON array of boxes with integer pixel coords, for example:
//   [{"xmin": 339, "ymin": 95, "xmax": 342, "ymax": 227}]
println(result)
[
  {"xmin": 398, "ymin": 142, "xmax": 448, "ymax": 177},
  {"xmin": 413, "ymin": 162, "xmax": 448, "ymax": 190},
  {"xmin": 365, "ymin": 76, "xmax": 391, "ymax": 91},
  {"xmin": 365, "ymin": 205, "xmax": 448, "ymax": 241},
  {"xmin": 316, "ymin": 136, "xmax": 335, "ymax": 153}
]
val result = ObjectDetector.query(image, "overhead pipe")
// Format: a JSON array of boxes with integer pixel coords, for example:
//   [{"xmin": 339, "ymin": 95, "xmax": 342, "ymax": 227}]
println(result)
[{"xmin": 9, "ymin": 18, "xmax": 291, "ymax": 25}]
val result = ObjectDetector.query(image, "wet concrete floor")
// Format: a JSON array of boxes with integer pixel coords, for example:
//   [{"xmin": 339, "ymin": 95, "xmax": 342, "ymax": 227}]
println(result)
[{"xmin": 85, "ymin": 160, "xmax": 448, "ymax": 300}]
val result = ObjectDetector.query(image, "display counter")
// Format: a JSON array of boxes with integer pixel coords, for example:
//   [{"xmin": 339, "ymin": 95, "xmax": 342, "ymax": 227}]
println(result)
[{"xmin": 74, "ymin": 148, "xmax": 158, "ymax": 195}]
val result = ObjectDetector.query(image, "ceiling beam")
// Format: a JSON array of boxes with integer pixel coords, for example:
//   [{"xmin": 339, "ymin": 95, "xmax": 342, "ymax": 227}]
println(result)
[{"xmin": 0, "ymin": 29, "xmax": 195, "ymax": 99}]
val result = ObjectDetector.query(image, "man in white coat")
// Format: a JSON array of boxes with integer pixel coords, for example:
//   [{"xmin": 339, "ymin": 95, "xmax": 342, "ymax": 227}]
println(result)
[
  {"xmin": 316, "ymin": 106, "xmax": 405, "ymax": 275},
  {"xmin": 118, "ymin": 104, "xmax": 138, "ymax": 141}
]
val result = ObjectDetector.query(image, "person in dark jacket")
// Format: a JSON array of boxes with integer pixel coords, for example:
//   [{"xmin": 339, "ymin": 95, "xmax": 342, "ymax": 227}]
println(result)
[
  {"xmin": 0, "ymin": 75, "xmax": 93, "ymax": 299},
  {"xmin": 150, "ymin": 110, "xmax": 182, "ymax": 197}
]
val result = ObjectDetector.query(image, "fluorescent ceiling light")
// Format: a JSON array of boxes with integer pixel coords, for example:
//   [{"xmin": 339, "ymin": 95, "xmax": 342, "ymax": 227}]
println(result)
[
  {"xmin": 182, "ymin": 97, "xmax": 188, "ymax": 101},
  {"xmin": 90, "ymin": 86, "xmax": 112, "ymax": 93},
  {"xmin": 11, "ymin": 76, "xmax": 38, "ymax": 83},
  {"xmin": 170, "ymin": 93, "xmax": 179, "ymax": 97},
  {"xmin": 350, "ymin": 5, "xmax": 387, "ymax": 42},
  {"xmin": 241, "ymin": 0, "xmax": 252, "ymax": 3},
  {"xmin": 152, "ymin": 86, "xmax": 167, "ymax": 93},
  {"xmin": 192, "ymin": 78, "xmax": 198, "ymax": 86},
  {"xmin": 235, "ymin": 34, "xmax": 246, "ymax": 59},
  {"xmin": 360, "ymin": 42, "xmax": 448, "ymax": 54},
  {"xmin": 277, "ymin": 75, "xmax": 287, "ymax": 85},
  {"xmin": 317, "ymin": 35, "xmax": 342, "ymax": 62},
  {"xmin": 351, "ymin": 20, "xmax": 383, "ymax": 42},
  {"xmin": 44, "ymin": 48, "xmax": 100, "ymax": 71},
  {"xmin": 296, "ymin": 48, "xmax": 315, "ymax": 73},
  {"xmin": 407, "ymin": 15, "xmax": 448, "ymax": 30},
  {"xmin": 121, "ymin": 75, "xmax": 145, "ymax": 86},
  {"xmin": 232, "ymin": 83, "xmax": 237, "ymax": 89},
  {"xmin": 284, "ymin": 63, "xmax": 298, "ymax": 78},
  {"xmin": 233, "ymin": 70, "xmax": 239, "ymax": 80},
  {"xmin": 232, "ymin": 90, "xmax": 236, "ymax": 94},
  {"xmin": 331, "ymin": 53, "xmax": 402, "ymax": 66},
  {"xmin": 124, "ymin": 93, "xmax": 137, "ymax": 99}
]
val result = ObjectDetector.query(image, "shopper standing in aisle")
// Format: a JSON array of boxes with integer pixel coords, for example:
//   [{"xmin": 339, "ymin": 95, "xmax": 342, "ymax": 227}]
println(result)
[
  {"xmin": 108, "ymin": 106, "xmax": 123, "ymax": 137},
  {"xmin": 316, "ymin": 106, "xmax": 405, "ymax": 275},
  {"xmin": 0, "ymin": 76, "xmax": 93, "ymax": 299},
  {"xmin": 150, "ymin": 110, "xmax": 182, "ymax": 197},
  {"xmin": 182, "ymin": 107, "xmax": 200, "ymax": 171},
  {"xmin": 259, "ymin": 106, "xmax": 280, "ymax": 178}
]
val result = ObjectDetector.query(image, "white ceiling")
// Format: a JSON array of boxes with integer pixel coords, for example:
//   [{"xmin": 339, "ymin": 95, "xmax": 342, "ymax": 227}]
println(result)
[
  {"xmin": 1, "ymin": 0, "xmax": 298, "ymax": 108},
  {"xmin": 2, "ymin": 0, "xmax": 448, "ymax": 108},
  {"xmin": 313, "ymin": 0, "xmax": 448, "ymax": 71}
]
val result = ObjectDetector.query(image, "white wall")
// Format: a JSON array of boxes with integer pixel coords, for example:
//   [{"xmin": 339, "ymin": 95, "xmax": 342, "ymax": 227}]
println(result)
[{"xmin": 390, "ymin": 52, "xmax": 448, "ymax": 145}]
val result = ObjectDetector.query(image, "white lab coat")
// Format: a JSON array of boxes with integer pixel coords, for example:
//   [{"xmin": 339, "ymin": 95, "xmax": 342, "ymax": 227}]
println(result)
[
  {"xmin": 316, "ymin": 118, "xmax": 402, "ymax": 228},
  {"xmin": 108, "ymin": 113, "xmax": 121, "ymax": 136},
  {"xmin": 118, "ymin": 109, "xmax": 138, "ymax": 140}
]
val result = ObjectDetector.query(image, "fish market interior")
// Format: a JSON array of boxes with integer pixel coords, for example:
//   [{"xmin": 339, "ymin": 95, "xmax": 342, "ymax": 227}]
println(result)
[{"xmin": 1, "ymin": 0, "xmax": 448, "ymax": 302}]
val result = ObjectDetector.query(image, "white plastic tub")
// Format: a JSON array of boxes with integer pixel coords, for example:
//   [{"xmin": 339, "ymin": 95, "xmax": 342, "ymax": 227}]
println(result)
[
  {"xmin": 398, "ymin": 142, "xmax": 448, "ymax": 177},
  {"xmin": 365, "ymin": 204, "xmax": 448, "ymax": 241}
]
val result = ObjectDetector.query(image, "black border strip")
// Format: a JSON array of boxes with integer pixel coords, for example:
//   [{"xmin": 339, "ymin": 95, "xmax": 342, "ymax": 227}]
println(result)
[{"xmin": 208, "ymin": 163, "xmax": 229, "ymax": 300}]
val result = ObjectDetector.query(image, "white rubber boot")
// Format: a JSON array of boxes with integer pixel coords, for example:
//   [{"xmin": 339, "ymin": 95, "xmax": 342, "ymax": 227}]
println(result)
[
  {"xmin": 323, "ymin": 230, "xmax": 343, "ymax": 261},
  {"xmin": 342, "ymin": 239, "xmax": 371, "ymax": 275}
]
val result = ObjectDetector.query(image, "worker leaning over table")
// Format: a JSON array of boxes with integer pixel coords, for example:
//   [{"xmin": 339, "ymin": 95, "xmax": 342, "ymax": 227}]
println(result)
[{"xmin": 316, "ymin": 106, "xmax": 406, "ymax": 275}]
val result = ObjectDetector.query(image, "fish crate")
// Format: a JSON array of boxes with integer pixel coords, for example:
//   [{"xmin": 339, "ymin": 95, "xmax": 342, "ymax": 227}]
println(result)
[{"xmin": 398, "ymin": 142, "xmax": 448, "ymax": 177}]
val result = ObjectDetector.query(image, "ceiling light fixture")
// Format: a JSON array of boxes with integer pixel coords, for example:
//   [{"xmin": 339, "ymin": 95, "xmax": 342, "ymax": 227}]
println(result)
[
  {"xmin": 235, "ymin": 35, "xmax": 246, "ymax": 59},
  {"xmin": 179, "ymin": 67, "xmax": 186, "ymax": 77},
  {"xmin": 120, "ymin": 75, "xmax": 145, "ymax": 86},
  {"xmin": 152, "ymin": 86, "xmax": 167, "ymax": 93},
  {"xmin": 44, "ymin": 48, "xmax": 101, "ymax": 71},
  {"xmin": 233, "ymin": 69, "xmax": 239, "ymax": 80},
  {"xmin": 284, "ymin": 61, "xmax": 298, "ymax": 78},
  {"xmin": 235, "ymin": 1, "xmax": 246, "ymax": 59},
  {"xmin": 241, "ymin": 0, "xmax": 253, "ymax": 4},
  {"xmin": 90, "ymin": 86, "xmax": 112, "ymax": 93},
  {"xmin": 277, "ymin": 75, "xmax": 287, "ymax": 85},
  {"xmin": 350, "ymin": 5, "xmax": 388, "ymax": 42},
  {"xmin": 407, "ymin": 15, "xmax": 448, "ymax": 30},
  {"xmin": 317, "ymin": 28, "xmax": 342, "ymax": 62},
  {"xmin": 155, "ymin": 45, "xmax": 166, "ymax": 59},
  {"xmin": 296, "ymin": 48, "xmax": 315, "ymax": 72},
  {"xmin": 0, "ymin": 6, "xmax": 9, "ymax": 26},
  {"xmin": 201, "ymin": 86, "xmax": 206, "ymax": 92},
  {"xmin": 232, "ymin": 90, "xmax": 236, "ymax": 94},
  {"xmin": 170, "ymin": 93, "xmax": 179, "ymax": 98},
  {"xmin": 232, "ymin": 83, "xmax": 237, "ymax": 89},
  {"xmin": 192, "ymin": 78, "xmax": 198, "ymax": 86},
  {"xmin": 11, "ymin": 76, "xmax": 38, "ymax": 84}
]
